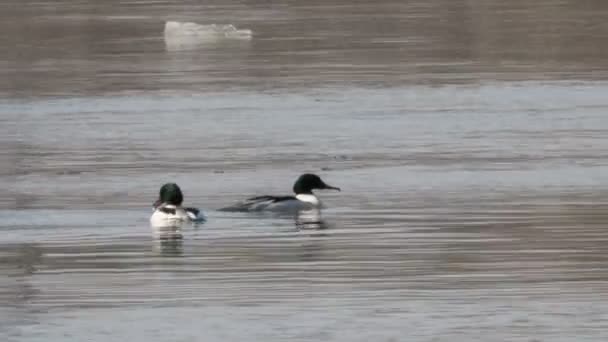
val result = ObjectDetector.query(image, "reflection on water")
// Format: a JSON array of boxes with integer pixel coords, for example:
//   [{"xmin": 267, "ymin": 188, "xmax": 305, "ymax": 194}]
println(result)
[
  {"xmin": 295, "ymin": 209, "xmax": 328, "ymax": 230},
  {"xmin": 151, "ymin": 225, "xmax": 184, "ymax": 240},
  {"xmin": 2, "ymin": 0, "xmax": 608, "ymax": 341},
  {"xmin": 153, "ymin": 236, "xmax": 184, "ymax": 257}
]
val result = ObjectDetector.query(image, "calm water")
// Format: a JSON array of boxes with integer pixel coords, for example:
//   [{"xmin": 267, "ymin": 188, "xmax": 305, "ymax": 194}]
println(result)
[{"xmin": 2, "ymin": 1, "xmax": 608, "ymax": 341}]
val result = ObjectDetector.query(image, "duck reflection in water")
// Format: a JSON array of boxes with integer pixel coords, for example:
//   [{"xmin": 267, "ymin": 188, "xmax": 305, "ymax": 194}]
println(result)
[
  {"xmin": 154, "ymin": 236, "xmax": 184, "ymax": 256},
  {"xmin": 295, "ymin": 208, "xmax": 329, "ymax": 230}
]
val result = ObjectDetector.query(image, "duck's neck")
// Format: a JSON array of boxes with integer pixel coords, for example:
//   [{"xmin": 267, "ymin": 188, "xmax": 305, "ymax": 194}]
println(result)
[
  {"xmin": 295, "ymin": 193, "xmax": 320, "ymax": 206},
  {"xmin": 159, "ymin": 203, "xmax": 179, "ymax": 209}
]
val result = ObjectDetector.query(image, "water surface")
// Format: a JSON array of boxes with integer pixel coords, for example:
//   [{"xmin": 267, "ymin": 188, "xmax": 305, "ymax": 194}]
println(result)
[{"xmin": 2, "ymin": 1, "xmax": 608, "ymax": 341}]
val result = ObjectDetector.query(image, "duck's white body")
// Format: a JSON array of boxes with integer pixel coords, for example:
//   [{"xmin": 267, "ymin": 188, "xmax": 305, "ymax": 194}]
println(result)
[
  {"xmin": 150, "ymin": 204, "xmax": 190, "ymax": 228},
  {"xmin": 150, "ymin": 204, "xmax": 206, "ymax": 228}
]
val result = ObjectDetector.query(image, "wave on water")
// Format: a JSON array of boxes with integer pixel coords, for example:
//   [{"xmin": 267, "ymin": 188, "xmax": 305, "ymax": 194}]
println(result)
[{"xmin": 163, "ymin": 21, "xmax": 252, "ymax": 51}]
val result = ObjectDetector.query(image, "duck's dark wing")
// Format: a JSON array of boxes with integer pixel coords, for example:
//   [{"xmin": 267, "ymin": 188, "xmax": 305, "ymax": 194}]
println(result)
[
  {"xmin": 184, "ymin": 207, "xmax": 200, "ymax": 216},
  {"xmin": 184, "ymin": 207, "xmax": 206, "ymax": 222},
  {"xmin": 247, "ymin": 195, "xmax": 296, "ymax": 202},
  {"xmin": 219, "ymin": 195, "xmax": 297, "ymax": 212}
]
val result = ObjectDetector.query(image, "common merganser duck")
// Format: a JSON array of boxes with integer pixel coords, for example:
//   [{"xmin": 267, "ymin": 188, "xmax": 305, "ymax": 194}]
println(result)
[
  {"xmin": 150, "ymin": 183, "xmax": 206, "ymax": 227},
  {"xmin": 220, "ymin": 173, "xmax": 340, "ymax": 212}
]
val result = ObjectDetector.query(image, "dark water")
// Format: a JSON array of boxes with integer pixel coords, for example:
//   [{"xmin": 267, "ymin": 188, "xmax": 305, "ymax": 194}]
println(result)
[{"xmin": 2, "ymin": 1, "xmax": 608, "ymax": 341}]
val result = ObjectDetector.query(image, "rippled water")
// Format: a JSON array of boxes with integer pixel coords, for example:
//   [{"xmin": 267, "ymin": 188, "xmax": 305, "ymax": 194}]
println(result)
[{"xmin": 2, "ymin": 1, "xmax": 608, "ymax": 341}]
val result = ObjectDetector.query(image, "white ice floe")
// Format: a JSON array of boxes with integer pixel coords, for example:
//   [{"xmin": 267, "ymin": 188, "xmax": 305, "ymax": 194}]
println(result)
[{"xmin": 163, "ymin": 21, "xmax": 252, "ymax": 50}]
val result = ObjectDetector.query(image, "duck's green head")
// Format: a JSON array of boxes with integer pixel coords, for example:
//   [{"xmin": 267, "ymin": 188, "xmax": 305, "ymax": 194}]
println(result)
[
  {"xmin": 292, "ymin": 174, "xmax": 340, "ymax": 195},
  {"xmin": 157, "ymin": 183, "xmax": 184, "ymax": 206}
]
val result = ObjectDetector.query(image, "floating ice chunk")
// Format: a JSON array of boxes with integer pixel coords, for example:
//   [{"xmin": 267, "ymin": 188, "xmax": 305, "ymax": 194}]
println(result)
[{"xmin": 163, "ymin": 21, "xmax": 252, "ymax": 50}]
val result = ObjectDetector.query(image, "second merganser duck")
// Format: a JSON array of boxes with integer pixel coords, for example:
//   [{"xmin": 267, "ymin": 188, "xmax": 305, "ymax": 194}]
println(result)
[
  {"xmin": 220, "ymin": 173, "xmax": 340, "ymax": 212},
  {"xmin": 150, "ymin": 183, "xmax": 206, "ymax": 227}
]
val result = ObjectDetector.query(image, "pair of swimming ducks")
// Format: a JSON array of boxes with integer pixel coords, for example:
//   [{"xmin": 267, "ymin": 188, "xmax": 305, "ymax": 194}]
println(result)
[{"xmin": 150, "ymin": 173, "xmax": 340, "ymax": 227}]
